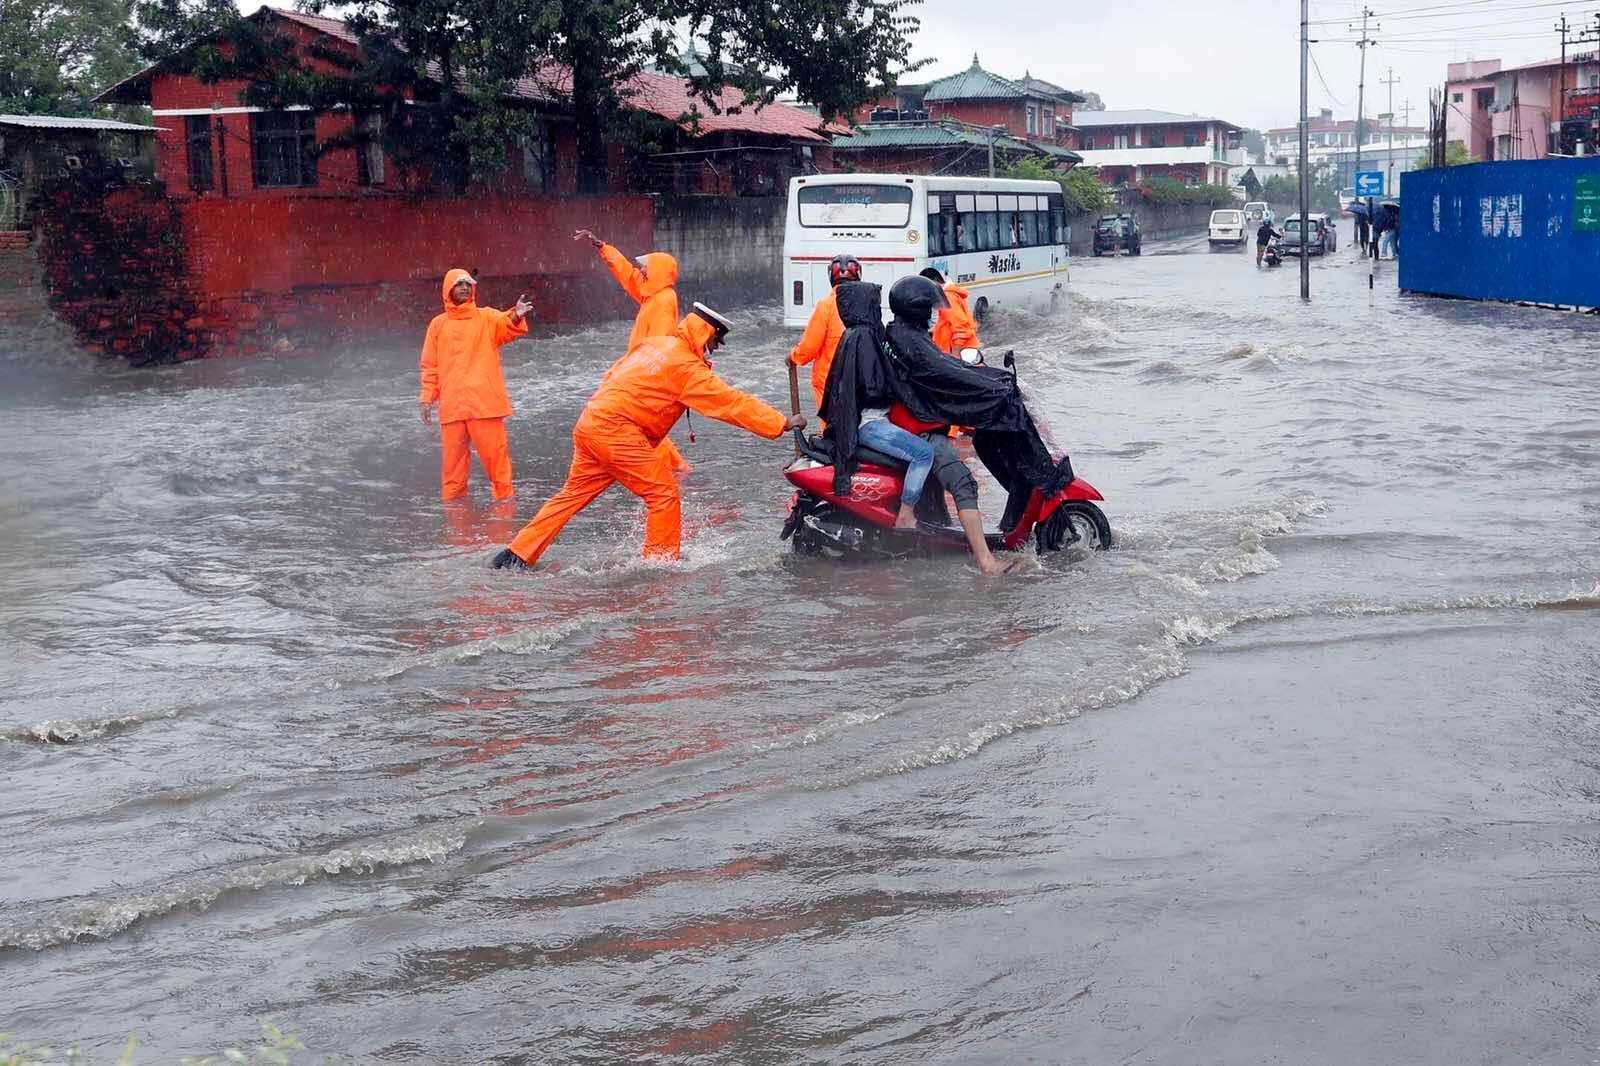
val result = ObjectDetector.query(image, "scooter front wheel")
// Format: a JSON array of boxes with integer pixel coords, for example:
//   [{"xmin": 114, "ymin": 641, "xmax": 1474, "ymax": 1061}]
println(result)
[{"xmin": 1036, "ymin": 501, "xmax": 1113, "ymax": 552}]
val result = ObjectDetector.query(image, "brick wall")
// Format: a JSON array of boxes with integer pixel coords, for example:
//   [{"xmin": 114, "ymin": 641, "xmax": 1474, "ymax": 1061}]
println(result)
[{"xmin": 32, "ymin": 180, "xmax": 654, "ymax": 363}]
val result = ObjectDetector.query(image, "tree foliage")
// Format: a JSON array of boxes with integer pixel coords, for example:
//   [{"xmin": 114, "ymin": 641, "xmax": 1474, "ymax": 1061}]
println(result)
[
  {"xmin": 1259, "ymin": 168, "xmax": 1341, "ymax": 214},
  {"xmin": 0, "ymin": 0, "xmax": 142, "ymax": 115},
  {"xmin": 1413, "ymin": 139, "xmax": 1473, "ymax": 169},
  {"xmin": 1138, "ymin": 176, "xmax": 1235, "ymax": 207},
  {"xmin": 1072, "ymin": 90, "xmax": 1105, "ymax": 111},
  {"xmin": 134, "ymin": 0, "xmax": 924, "ymax": 193}
]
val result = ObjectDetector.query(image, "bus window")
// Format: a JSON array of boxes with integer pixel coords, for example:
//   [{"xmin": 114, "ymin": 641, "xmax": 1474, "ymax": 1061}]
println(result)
[
  {"xmin": 955, "ymin": 194, "xmax": 976, "ymax": 251},
  {"xmin": 927, "ymin": 195, "xmax": 945, "ymax": 256},
  {"xmin": 1019, "ymin": 209, "xmax": 1039, "ymax": 246},
  {"xmin": 976, "ymin": 194, "xmax": 999, "ymax": 250},
  {"xmin": 1048, "ymin": 194, "xmax": 1066, "ymax": 244},
  {"xmin": 797, "ymin": 183, "xmax": 914, "ymax": 227}
]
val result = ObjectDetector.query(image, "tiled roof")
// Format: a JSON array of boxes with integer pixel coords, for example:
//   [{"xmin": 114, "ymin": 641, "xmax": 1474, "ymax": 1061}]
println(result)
[
  {"xmin": 922, "ymin": 56, "xmax": 1033, "ymax": 102},
  {"xmin": 1073, "ymin": 108, "xmax": 1243, "ymax": 132},
  {"xmin": 831, "ymin": 119, "xmax": 1080, "ymax": 162},
  {"xmin": 1014, "ymin": 75, "xmax": 1086, "ymax": 104},
  {"xmin": 0, "ymin": 113, "xmax": 162, "ymax": 132}
]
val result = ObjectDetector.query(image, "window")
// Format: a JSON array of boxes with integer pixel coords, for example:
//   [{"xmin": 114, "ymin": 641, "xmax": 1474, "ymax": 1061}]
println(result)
[
  {"xmin": 1026, "ymin": 106, "xmax": 1037, "ymax": 135},
  {"xmin": 520, "ymin": 123, "xmax": 553, "ymax": 191},
  {"xmin": 797, "ymin": 183, "xmax": 913, "ymax": 227},
  {"xmin": 1082, "ymin": 136, "xmax": 1095, "ymax": 150},
  {"xmin": 185, "ymin": 115, "xmax": 213, "ymax": 192},
  {"xmin": 1452, "ymin": 92, "xmax": 1463, "ymax": 103},
  {"xmin": 956, "ymin": 193, "xmax": 976, "ymax": 251},
  {"xmin": 1183, "ymin": 129, "xmax": 1199, "ymax": 147},
  {"xmin": 1150, "ymin": 130, "xmax": 1166, "ymax": 148},
  {"xmin": 1047, "ymin": 193, "xmax": 1066, "ymax": 244},
  {"xmin": 251, "ymin": 111, "xmax": 317, "ymax": 188},
  {"xmin": 928, "ymin": 194, "xmax": 959, "ymax": 256},
  {"xmin": 356, "ymin": 112, "xmax": 384, "ymax": 187},
  {"xmin": 975, "ymin": 193, "xmax": 1000, "ymax": 250}
]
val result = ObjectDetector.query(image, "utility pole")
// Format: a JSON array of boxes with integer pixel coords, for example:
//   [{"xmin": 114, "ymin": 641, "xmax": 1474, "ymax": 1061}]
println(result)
[
  {"xmin": 1382, "ymin": 68, "xmax": 1399, "ymax": 188},
  {"xmin": 1300, "ymin": 0, "xmax": 1311, "ymax": 300},
  {"xmin": 1351, "ymin": 6, "xmax": 1377, "ymax": 180},
  {"xmin": 1557, "ymin": 13, "xmax": 1569, "ymax": 132}
]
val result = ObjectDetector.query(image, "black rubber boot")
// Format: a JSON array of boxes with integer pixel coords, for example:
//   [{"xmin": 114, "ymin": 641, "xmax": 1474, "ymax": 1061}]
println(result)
[{"xmin": 488, "ymin": 547, "xmax": 529, "ymax": 571}]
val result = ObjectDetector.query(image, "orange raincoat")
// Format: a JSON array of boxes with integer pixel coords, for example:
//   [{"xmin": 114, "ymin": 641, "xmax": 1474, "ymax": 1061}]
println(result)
[
  {"xmin": 932, "ymin": 283, "xmax": 980, "ymax": 355},
  {"xmin": 419, "ymin": 268, "xmax": 529, "ymax": 499},
  {"xmin": 788, "ymin": 288, "xmax": 846, "ymax": 413},
  {"xmin": 508, "ymin": 314, "xmax": 788, "ymax": 565},
  {"xmin": 598, "ymin": 243, "xmax": 691, "ymax": 473}
]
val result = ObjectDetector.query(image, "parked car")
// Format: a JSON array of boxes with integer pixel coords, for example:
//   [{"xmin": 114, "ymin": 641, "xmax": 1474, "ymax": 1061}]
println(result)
[
  {"xmin": 1281, "ymin": 213, "xmax": 1337, "ymax": 256},
  {"xmin": 1208, "ymin": 208, "xmax": 1246, "ymax": 249},
  {"xmin": 1092, "ymin": 213, "xmax": 1142, "ymax": 256}
]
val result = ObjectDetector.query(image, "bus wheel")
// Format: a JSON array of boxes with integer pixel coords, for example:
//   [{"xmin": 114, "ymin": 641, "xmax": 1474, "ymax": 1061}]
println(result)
[{"xmin": 974, "ymin": 296, "xmax": 990, "ymax": 322}]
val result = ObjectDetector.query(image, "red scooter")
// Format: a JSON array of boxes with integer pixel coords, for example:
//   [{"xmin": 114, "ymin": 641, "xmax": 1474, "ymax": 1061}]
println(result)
[{"xmin": 779, "ymin": 359, "xmax": 1112, "ymax": 560}]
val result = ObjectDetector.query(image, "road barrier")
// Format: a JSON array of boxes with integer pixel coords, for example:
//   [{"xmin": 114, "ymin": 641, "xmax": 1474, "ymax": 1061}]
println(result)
[{"xmin": 1400, "ymin": 158, "xmax": 1600, "ymax": 308}]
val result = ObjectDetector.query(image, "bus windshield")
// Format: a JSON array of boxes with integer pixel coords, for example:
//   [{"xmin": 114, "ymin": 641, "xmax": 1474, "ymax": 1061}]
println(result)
[{"xmin": 797, "ymin": 184, "xmax": 914, "ymax": 228}]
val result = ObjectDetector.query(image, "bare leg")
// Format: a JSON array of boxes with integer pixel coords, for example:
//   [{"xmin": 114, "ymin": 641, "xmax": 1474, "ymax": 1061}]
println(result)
[{"xmin": 956, "ymin": 507, "xmax": 1013, "ymax": 574}]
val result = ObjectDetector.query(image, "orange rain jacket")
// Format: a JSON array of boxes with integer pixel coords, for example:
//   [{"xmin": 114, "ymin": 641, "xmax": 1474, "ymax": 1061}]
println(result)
[
  {"xmin": 932, "ymin": 283, "xmax": 980, "ymax": 355},
  {"xmin": 419, "ymin": 268, "xmax": 530, "ymax": 423},
  {"xmin": 788, "ymin": 288, "xmax": 846, "ymax": 412},
  {"xmin": 600, "ymin": 244, "xmax": 680, "ymax": 353},
  {"xmin": 584, "ymin": 315, "xmax": 788, "ymax": 445}
]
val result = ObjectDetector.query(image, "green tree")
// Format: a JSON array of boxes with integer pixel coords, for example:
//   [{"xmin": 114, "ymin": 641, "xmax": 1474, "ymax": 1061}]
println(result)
[
  {"xmin": 1072, "ymin": 90, "xmax": 1104, "ymax": 111},
  {"xmin": 1413, "ymin": 139, "xmax": 1473, "ymax": 169},
  {"xmin": 0, "ymin": 0, "xmax": 142, "ymax": 115},
  {"xmin": 1260, "ymin": 168, "xmax": 1340, "ymax": 214},
  {"xmin": 1138, "ymin": 176, "xmax": 1235, "ymax": 207}
]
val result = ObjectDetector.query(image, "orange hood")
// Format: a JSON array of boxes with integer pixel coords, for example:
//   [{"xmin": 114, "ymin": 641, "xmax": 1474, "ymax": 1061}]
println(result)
[
  {"xmin": 637, "ymin": 252, "xmax": 679, "ymax": 299},
  {"xmin": 441, "ymin": 268, "xmax": 477, "ymax": 319},
  {"xmin": 676, "ymin": 312, "xmax": 717, "ymax": 358},
  {"xmin": 944, "ymin": 283, "xmax": 971, "ymax": 302}
]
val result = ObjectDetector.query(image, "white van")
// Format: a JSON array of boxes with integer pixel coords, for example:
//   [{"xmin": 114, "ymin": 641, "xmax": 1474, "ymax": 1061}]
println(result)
[
  {"xmin": 1208, "ymin": 208, "xmax": 1246, "ymax": 250},
  {"xmin": 1243, "ymin": 201, "xmax": 1270, "ymax": 226}
]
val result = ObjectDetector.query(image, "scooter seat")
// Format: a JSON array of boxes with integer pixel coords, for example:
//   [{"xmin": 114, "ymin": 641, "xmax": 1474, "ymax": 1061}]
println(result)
[{"xmin": 855, "ymin": 445, "xmax": 907, "ymax": 472}]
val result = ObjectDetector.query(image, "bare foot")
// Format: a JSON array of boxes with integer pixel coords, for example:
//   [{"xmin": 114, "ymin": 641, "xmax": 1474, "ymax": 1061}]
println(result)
[
  {"xmin": 976, "ymin": 554, "xmax": 1024, "ymax": 575},
  {"xmin": 894, "ymin": 505, "xmax": 918, "ymax": 530}
]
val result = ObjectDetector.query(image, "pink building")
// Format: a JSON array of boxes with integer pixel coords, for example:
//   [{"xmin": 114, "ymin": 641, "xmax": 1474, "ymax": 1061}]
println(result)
[{"xmin": 1446, "ymin": 55, "xmax": 1600, "ymax": 161}]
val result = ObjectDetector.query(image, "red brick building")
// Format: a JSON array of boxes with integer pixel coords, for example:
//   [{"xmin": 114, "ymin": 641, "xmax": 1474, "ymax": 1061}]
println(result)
[
  {"xmin": 94, "ymin": 5, "xmax": 840, "ymax": 201},
  {"xmin": 834, "ymin": 57, "xmax": 1082, "ymax": 175}
]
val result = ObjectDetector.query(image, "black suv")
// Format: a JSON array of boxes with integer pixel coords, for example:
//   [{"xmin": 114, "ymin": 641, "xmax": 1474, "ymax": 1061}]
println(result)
[{"xmin": 1092, "ymin": 213, "xmax": 1142, "ymax": 256}]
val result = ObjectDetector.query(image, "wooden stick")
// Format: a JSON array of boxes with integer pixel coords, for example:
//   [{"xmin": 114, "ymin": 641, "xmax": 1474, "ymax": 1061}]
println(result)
[{"xmin": 787, "ymin": 361, "xmax": 802, "ymax": 457}]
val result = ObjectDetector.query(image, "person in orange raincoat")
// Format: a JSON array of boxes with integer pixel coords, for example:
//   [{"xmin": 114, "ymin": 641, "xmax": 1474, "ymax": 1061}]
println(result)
[
  {"xmin": 788, "ymin": 253, "xmax": 859, "ymax": 414},
  {"xmin": 491, "ymin": 303, "xmax": 805, "ymax": 570},
  {"xmin": 419, "ymin": 269, "xmax": 533, "ymax": 500},
  {"xmin": 920, "ymin": 267, "xmax": 980, "ymax": 355},
  {"xmin": 574, "ymin": 227, "xmax": 691, "ymax": 473}
]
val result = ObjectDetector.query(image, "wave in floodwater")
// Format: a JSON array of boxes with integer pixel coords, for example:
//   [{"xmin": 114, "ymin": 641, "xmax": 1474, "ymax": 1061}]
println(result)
[{"xmin": 0, "ymin": 823, "xmax": 475, "ymax": 952}]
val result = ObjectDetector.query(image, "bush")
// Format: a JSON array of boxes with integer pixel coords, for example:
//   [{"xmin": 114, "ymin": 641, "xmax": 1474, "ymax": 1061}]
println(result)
[{"xmin": 1137, "ymin": 177, "xmax": 1236, "ymax": 207}]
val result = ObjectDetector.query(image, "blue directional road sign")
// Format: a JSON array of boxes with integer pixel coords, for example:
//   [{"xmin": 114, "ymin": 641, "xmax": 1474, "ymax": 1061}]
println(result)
[{"xmin": 1355, "ymin": 170, "xmax": 1385, "ymax": 197}]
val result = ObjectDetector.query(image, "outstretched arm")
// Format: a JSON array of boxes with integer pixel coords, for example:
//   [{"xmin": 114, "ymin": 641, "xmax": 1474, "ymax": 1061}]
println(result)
[
  {"xmin": 597, "ymin": 243, "xmax": 647, "ymax": 304},
  {"xmin": 680, "ymin": 363, "xmax": 794, "ymax": 439}
]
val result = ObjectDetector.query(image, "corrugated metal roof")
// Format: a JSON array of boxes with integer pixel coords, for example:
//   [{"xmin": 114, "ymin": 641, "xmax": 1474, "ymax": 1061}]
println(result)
[
  {"xmin": 922, "ymin": 56, "xmax": 1032, "ymax": 102},
  {"xmin": 0, "ymin": 114, "xmax": 161, "ymax": 133},
  {"xmin": 1073, "ymin": 109, "xmax": 1244, "ymax": 132}
]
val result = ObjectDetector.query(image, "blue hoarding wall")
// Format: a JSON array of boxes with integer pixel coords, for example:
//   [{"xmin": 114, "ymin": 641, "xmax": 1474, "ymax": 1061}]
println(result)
[{"xmin": 1399, "ymin": 158, "xmax": 1600, "ymax": 307}]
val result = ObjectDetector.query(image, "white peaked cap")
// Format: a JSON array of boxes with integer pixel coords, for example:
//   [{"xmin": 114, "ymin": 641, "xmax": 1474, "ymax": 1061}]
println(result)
[{"xmin": 691, "ymin": 302, "xmax": 734, "ymax": 334}]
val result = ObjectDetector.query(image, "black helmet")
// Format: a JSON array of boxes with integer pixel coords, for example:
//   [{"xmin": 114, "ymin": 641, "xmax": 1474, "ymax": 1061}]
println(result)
[
  {"xmin": 888, "ymin": 274, "xmax": 949, "ymax": 329},
  {"xmin": 827, "ymin": 254, "xmax": 862, "ymax": 287},
  {"xmin": 918, "ymin": 266, "xmax": 945, "ymax": 284}
]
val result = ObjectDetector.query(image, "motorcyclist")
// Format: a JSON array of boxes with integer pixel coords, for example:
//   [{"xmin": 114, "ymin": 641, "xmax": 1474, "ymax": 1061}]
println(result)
[
  {"xmin": 491, "ymin": 304, "xmax": 805, "ymax": 570},
  {"xmin": 788, "ymin": 254, "xmax": 856, "ymax": 415},
  {"xmin": 1255, "ymin": 218, "xmax": 1283, "ymax": 266}
]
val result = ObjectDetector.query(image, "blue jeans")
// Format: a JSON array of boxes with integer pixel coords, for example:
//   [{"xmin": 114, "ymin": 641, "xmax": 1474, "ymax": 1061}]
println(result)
[{"xmin": 858, "ymin": 418, "xmax": 935, "ymax": 507}]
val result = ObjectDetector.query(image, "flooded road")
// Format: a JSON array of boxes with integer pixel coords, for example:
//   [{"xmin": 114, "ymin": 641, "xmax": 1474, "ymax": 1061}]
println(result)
[{"xmin": 4, "ymin": 225, "xmax": 1599, "ymax": 1063}]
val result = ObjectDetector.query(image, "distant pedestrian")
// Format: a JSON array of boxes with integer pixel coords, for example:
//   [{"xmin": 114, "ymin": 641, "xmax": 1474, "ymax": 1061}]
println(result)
[{"xmin": 1356, "ymin": 214, "xmax": 1370, "ymax": 255}]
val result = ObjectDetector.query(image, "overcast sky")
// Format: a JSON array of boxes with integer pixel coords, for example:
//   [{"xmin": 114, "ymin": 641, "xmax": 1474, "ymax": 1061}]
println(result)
[{"xmin": 905, "ymin": 0, "xmax": 1582, "ymax": 131}]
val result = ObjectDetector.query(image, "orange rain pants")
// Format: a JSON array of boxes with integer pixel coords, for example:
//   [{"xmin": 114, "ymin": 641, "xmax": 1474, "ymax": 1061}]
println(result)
[
  {"xmin": 440, "ymin": 416, "xmax": 514, "ymax": 501},
  {"xmin": 788, "ymin": 287, "xmax": 845, "ymax": 413},
  {"xmin": 507, "ymin": 416, "xmax": 680, "ymax": 563}
]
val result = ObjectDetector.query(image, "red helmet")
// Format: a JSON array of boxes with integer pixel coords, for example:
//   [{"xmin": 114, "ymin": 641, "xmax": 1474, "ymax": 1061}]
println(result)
[{"xmin": 827, "ymin": 254, "xmax": 862, "ymax": 287}]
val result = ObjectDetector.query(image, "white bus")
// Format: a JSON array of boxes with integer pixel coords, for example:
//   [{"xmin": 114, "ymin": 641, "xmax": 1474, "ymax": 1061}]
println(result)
[{"xmin": 782, "ymin": 173, "xmax": 1069, "ymax": 329}]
